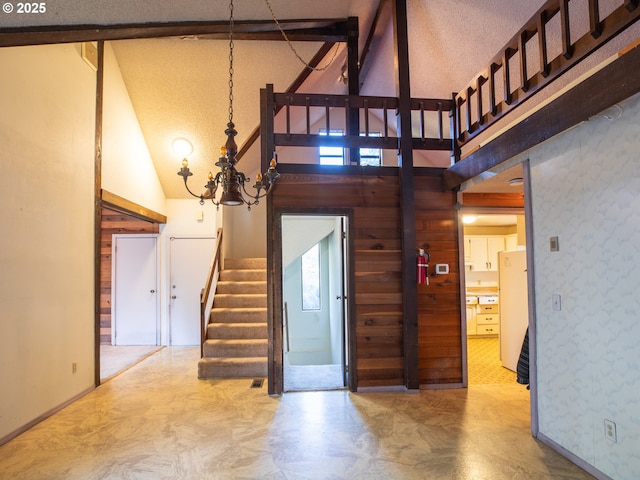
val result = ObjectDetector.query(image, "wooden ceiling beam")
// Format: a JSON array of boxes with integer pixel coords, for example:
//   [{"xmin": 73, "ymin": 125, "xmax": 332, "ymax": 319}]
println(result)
[
  {"xmin": 359, "ymin": 0, "xmax": 393, "ymax": 88},
  {"xmin": 442, "ymin": 42, "xmax": 640, "ymax": 190},
  {"xmin": 0, "ymin": 19, "xmax": 349, "ymax": 47}
]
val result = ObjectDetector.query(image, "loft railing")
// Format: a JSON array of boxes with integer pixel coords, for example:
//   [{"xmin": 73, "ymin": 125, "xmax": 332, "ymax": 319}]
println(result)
[
  {"xmin": 200, "ymin": 227, "xmax": 223, "ymax": 357},
  {"xmin": 454, "ymin": 0, "xmax": 640, "ymax": 149},
  {"xmin": 260, "ymin": 83, "xmax": 455, "ymax": 169}
]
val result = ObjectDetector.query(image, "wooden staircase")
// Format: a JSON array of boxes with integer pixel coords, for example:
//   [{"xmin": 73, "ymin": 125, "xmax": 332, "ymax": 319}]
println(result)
[{"xmin": 198, "ymin": 258, "xmax": 268, "ymax": 379}]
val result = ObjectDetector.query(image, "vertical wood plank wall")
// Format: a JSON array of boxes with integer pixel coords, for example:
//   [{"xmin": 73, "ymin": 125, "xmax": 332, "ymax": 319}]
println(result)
[
  {"xmin": 99, "ymin": 207, "xmax": 159, "ymax": 344},
  {"xmin": 271, "ymin": 171, "xmax": 462, "ymax": 388}
]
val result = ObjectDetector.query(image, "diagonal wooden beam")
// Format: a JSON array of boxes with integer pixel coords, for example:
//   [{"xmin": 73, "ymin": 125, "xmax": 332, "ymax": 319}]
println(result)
[
  {"xmin": 442, "ymin": 42, "xmax": 640, "ymax": 190},
  {"xmin": 359, "ymin": 0, "xmax": 393, "ymax": 87},
  {"xmin": 236, "ymin": 41, "xmax": 337, "ymax": 162}
]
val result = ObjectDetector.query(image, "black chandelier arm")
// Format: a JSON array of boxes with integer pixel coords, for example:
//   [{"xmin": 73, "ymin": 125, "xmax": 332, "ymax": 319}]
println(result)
[
  {"xmin": 179, "ymin": 174, "xmax": 206, "ymax": 200},
  {"xmin": 240, "ymin": 178, "xmax": 277, "ymax": 207}
]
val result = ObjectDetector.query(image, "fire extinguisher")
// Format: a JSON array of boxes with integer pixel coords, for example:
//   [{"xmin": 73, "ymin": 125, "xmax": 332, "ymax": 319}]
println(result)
[{"xmin": 417, "ymin": 248, "xmax": 430, "ymax": 285}]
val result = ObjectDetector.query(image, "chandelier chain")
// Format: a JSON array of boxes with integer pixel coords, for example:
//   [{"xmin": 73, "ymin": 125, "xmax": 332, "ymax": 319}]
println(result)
[
  {"xmin": 263, "ymin": 0, "xmax": 340, "ymax": 72},
  {"xmin": 228, "ymin": 0, "xmax": 234, "ymax": 123}
]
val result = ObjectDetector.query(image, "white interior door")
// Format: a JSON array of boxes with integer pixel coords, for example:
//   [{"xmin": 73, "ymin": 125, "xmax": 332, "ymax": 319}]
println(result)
[
  {"xmin": 169, "ymin": 237, "xmax": 216, "ymax": 346},
  {"xmin": 113, "ymin": 236, "xmax": 159, "ymax": 345}
]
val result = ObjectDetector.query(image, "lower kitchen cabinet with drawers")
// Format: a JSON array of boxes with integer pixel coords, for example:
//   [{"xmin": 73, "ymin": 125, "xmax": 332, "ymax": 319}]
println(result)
[{"xmin": 466, "ymin": 296, "xmax": 500, "ymax": 337}]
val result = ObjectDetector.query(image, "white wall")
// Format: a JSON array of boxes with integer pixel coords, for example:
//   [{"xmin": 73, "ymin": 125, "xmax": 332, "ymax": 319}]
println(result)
[
  {"xmin": 102, "ymin": 42, "xmax": 166, "ymax": 215},
  {"xmin": 0, "ymin": 44, "xmax": 96, "ymax": 441},
  {"xmin": 530, "ymin": 92, "xmax": 640, "ymax": 479}
]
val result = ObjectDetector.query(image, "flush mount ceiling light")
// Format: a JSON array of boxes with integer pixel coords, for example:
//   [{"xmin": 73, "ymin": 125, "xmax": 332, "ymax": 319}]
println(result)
[
  {"xmin": 509, "ymin": 177, "xmax": 524, "ymax": 186},
  {"xmin": 462, "ymin": 215, "xmax": 478, "ymax": 224},
  {"xmin": 172, "ymin": 138, "xmax": 193, "ymax": 157},
  {"xmin": 177, "ymin": 0, "xmax": 279, "ymax": 210}
]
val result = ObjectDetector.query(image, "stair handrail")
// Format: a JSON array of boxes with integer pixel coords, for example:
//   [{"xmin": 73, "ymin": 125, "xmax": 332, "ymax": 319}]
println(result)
[{"xmin": 200, "ymin": 227, "xmax": 223, "ymax": 357}]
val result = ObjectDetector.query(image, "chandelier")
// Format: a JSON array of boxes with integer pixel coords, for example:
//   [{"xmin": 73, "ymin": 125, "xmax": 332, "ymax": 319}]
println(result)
[{"xmin": 177, "ymin": 0, "xmax": 279, "ymax": 210}]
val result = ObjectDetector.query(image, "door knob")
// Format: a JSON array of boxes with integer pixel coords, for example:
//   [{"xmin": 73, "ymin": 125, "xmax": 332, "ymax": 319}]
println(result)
[
  {"xmin": 171, "ymin": 295, "xmax": 177, "ymax": 299},
  {"xmin": 150, "ymin": 289, "xmax": 156, "ymax": 293}
]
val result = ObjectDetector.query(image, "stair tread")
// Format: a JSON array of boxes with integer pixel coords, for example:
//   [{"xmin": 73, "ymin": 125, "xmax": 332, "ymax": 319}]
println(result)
[
  {"xmin": 211, "ymin": 307, "xmax": 267, "ymax": 311},
  {"xmin": 198, "ymin": 357, "xmax": 267, "ymax": 363},
  {"xmin": 205, "ymin": 339, "xmax": 267, "ymax": 344},
  {"xmin": 209, "ymin": 322, "xmax": 267, "ymax": 327}
]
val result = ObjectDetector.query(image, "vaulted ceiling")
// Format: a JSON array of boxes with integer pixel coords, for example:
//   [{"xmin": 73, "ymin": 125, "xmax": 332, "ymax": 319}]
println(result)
[{"xmin": 101, "ymin": 0, "xmax": 635, "ymax": 198}]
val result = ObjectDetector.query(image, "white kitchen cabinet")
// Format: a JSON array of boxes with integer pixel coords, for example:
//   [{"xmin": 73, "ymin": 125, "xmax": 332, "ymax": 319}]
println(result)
[
  {"xmin": 505, "ymin": 233, "xmax": 518, "ymax": 251},
  {"xmin": 466, "ymin": 236, "xmax": 505, "ymax": 271},
  {"xmin": 465, "ymin": 297, "xmax": 478, "ymax": 335},
  {"xmin": 466, "ymin": 298, "xmax": 499, "ymax": 337}
]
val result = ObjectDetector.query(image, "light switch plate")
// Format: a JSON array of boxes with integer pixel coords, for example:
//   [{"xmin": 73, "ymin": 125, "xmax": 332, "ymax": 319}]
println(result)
[
  {"xmin": 550, "ymin": 236, "xmax": 559, "ymax": 252},
  {"xmin": 552, "ymin": 294, "xmax": 561, "ymax": 311}
]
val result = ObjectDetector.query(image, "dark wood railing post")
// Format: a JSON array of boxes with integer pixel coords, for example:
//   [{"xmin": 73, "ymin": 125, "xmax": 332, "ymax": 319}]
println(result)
[{"xmin": 346, "ymin": 16, "xmax": 361, "ymax": 166}]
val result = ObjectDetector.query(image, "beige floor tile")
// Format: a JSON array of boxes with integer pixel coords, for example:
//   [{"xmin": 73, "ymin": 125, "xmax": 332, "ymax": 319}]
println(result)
[{"xmin": 0, "ymin": 347, "xmax": 593, "ymax": 479}]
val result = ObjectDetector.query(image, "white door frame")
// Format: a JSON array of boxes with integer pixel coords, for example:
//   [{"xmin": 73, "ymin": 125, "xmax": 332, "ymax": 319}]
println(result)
[{"xmin": 111, "ymin": 234, "xmax": 161, "ymax": 346}]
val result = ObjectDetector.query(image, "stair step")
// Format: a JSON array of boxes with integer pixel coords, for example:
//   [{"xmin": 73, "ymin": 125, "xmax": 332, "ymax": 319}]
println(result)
[
  {"xmin": 198, "ymin": 357, "xmax": 268, "ymax": 379},
  {"xmin": 224, "ymin": 258, "xmax": 266, "ymax": 270},
  {"xmin": 219, "ymin": 269, "xmax": 266, "ymax": 282},
  {"xmin": 203, "ymin": 339, "xmax": 268, "ymax": 357},
  {"xmin": 216, "ymin": 281, "xmax": 266, "ymax": 294},
  {"xmin": 207, "ymin": 322, "xmax": 267, "ymax": 339},
  {"xmin": 214, "ymin": 294, "xmax": 266, "ymax": 308},
  {"xmin": 210, "ymin": 307, "xmax": 267, "ymax": 323}
]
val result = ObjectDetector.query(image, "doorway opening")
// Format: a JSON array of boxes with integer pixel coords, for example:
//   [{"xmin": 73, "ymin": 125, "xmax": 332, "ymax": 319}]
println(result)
[
  {"xmin": 281, "ymin": 214, "xmax": 350, "ymax": 392},
  {"xmin": 462, "ymin": 213, "xmax": 528, "ymax": 385},
  {"xmin": 459, "ymin": 162, "xmax": 531, "ymax": 389}
]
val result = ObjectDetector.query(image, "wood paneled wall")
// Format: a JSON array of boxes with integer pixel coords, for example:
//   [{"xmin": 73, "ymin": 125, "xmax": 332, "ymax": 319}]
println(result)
[
  {"xmin": 271, "ymin": 170, "xmax": 462, "ymax": 388},
  {"xmin": 99, "ymin": 207, "xmax": 159, "ymax": 344},
  {"xmin": 415, "ymin": 176, "xmax": 463, "ymax": 385}
]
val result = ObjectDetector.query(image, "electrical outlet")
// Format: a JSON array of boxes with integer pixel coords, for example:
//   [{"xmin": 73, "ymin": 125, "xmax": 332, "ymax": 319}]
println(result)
[
  {"xmin": 72, "ymin": 362, "xmax": 78, "ymax": 374},
  {"xmin": 604, "ymin": 419, "xmax": 617, "ymax": 442}
]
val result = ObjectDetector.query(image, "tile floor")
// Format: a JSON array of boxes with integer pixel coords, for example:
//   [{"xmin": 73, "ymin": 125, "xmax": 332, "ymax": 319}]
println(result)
[{"xmin": 0, "ymin": 347, "xmax": 594, "ymax": 479}]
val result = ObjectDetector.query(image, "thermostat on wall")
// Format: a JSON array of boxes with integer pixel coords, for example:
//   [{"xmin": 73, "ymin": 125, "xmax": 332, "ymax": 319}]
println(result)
[{"xmin": 435, "ymin": 264, "xmax": 449, "ymax": 274}]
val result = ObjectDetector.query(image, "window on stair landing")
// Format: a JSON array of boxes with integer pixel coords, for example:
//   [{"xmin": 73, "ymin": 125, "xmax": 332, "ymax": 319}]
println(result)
[
  {"xmin": 319, "ymin": 130, "xmax": 382, "ymax": 166},
  {"xmin": 301, "ymin": 243, "xmax": 321, "ymax": 311}
]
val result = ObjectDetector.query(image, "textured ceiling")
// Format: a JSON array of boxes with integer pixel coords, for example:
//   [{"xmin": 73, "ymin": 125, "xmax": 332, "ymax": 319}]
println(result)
[{"xmin": 104, "ymin": 0, "xmax": 637, "ymax": 198}]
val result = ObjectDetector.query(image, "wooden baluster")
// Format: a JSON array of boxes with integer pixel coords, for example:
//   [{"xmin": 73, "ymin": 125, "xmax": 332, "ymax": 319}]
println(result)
[
  {"xmin": 305, "ymin": 97, "xmax": 310, "ymax": 135},
  {"xmin": 457, "ymin": 95, "xmax": 464, "ymax": 141},
  {"xmin": 419, "ymin": 101, "xmax": 425, "ymax": 141},
  {"xmin": 589, "ymin": 0, "xmax": 602, "ymax": 38},
  {"xmin": 383, "ymin": 99, "xmax": 389, "ymax": 139},
  {"xmin": 538, "ymin": 10, "xmax": 550, "ymax": 77},
  {"xmin": 364, "ymin": 98, "xmax": 370, "ymax": 138},
  {"xmin": 519, "ymin": 31, "xmax": 529, "ymax": 92},
  {"xmin": 489, "ymin": 63, "xmax": 498, "ymax": 115},
  {"xmin": 503, "ymin": 47, "xmax": 514, "ymax": 105},
  {"xmin": 437, "ymin": 101, "xmax": 443, "ymax": 143},
  {"xmin": 286, "ymin": 95, "xmax": 291, "ymax": 139},
  {"xmin": 325, "ymin": 97, "xmax": 330, "ymax": 133},
  {"xmin": 560, "ymin": 0, "xmax": 573, "ymax": 59},
  {"xmin": 476, "ymin": 75, "xmax": 486, "ymax": 126},
  {"xmin": 466, "ymin": 87, "xmax": 473, "ymax": 134}
]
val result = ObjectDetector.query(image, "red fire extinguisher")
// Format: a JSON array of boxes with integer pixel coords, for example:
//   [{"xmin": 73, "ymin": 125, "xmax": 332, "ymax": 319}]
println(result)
[{"xmin": 417, "ymin": 248, "xmax": 429, "ymax": 285}]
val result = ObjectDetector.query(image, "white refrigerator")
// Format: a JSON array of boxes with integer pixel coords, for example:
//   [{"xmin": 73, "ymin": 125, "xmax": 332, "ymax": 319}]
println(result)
[{"xmin": 498, "ymin": 250, "xmax": 529, "ymax": 372}]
